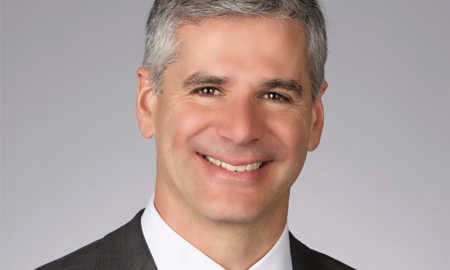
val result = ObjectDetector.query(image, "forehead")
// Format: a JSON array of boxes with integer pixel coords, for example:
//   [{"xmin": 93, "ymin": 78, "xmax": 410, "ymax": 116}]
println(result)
[{"xmin": 168, "ymin": 16, "xmax": 310, "ymax": 85}]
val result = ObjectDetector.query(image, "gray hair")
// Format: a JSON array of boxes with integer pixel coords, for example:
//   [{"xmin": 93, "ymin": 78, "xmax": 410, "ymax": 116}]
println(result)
[{"xmin": 143, "ymin": 0, "xmax": 327, "ymax": 101}]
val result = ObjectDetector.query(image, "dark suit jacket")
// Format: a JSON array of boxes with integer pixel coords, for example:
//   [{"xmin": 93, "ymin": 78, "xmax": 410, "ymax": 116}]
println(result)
[{"xmin": 37, "ymin": 210, "xmax": 354, "ymax": 270}]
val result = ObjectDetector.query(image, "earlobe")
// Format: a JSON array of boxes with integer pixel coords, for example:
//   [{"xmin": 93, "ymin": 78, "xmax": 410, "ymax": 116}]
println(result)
[
  {"xmin": 136, "ymin": 67, "xmax": 156, "ymax": 139},
  {"xmin": 307, "ymin": 81, "xmax": 328, "ymax": 151}
]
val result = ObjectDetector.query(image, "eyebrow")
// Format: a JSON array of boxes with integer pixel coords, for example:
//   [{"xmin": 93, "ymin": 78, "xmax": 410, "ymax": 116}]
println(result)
[
  {"xmin": 261, "ymin": 79, "xmax": 304, "ymax": 96},
  {"xmin": 182, "ymin": 72, "xmax": 303, "ymax": 96},
  {"xmin": 183, "ymin": 72, "xmax": 229, "ymax": 88}
]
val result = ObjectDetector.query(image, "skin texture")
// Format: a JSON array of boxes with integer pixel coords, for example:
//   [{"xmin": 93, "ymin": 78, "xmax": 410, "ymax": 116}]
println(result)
[{"xmin": 137, "ymin": 16, "xmax": 327, "ymax": 270}]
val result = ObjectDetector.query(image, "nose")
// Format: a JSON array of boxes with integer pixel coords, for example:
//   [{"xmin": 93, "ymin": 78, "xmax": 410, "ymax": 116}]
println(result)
[{"xmin": 216, "ymin": 98, "xmax": 264, "ymax": 145}]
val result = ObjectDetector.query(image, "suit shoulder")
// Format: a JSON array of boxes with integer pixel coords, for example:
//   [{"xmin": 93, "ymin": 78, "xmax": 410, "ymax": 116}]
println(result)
[
  {"xmin": 36, "ymin": 237, "xmax": 104, "ymax": 270},
  {"xmin": 289, "ymin": 233, "xmax": 355, "ymax": 270},
  {"xmin": 36, "ymin": 210, "xmax": 150, "ymax": 270},
  {"xmin": 308, "ymin": 248, "xmax": 355, "ymax": 270}
]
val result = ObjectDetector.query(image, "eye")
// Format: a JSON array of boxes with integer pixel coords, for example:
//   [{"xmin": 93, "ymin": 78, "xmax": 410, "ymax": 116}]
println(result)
[
  {"xmin": 193, "ymin": 86, "xmax": 222, "ymax": 96},
  {"xmin": 263, "ymin": 92, "xmax": 291, "ymax": 103}
]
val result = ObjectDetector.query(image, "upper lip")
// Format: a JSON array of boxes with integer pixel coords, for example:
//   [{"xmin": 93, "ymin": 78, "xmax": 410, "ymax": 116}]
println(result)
[{"xmin": 197, "ymin": 152, "xmax": 271, "ymax": 166}]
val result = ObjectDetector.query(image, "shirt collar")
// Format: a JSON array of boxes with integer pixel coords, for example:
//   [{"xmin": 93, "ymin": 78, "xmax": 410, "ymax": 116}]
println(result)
[{"xmin": 141, "ymin": 194, "xmax": 292, "ymax": 270}]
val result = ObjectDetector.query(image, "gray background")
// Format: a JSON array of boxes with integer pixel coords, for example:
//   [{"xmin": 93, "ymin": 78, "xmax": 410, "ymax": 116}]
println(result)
[{"xmin": 2, "ymin": 0, "xmax": 449, "ymax": 269}]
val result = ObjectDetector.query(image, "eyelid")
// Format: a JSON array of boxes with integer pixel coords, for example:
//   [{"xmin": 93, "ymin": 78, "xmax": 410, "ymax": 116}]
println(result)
[
  {"xmin": 263, "ymin": 91, "xmax": 292, "ymax": 103},
  {"xmin": 192, "ymin": 86, "xmax": 223, "ymax": 96}
]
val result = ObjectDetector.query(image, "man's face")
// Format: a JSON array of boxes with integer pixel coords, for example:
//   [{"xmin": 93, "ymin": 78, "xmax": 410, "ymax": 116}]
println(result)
[{"xmin": 138, "ymin": 16, "xmax": 325, "ymax": 224}]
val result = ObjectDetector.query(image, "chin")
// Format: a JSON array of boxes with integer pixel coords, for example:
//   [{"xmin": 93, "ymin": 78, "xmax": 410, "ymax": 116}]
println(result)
[
  {"xmin": 204, "ymin": 210, "xmax": 262, "ymax": 225},
  {"xmin": 194, "ymin": 194, "xmax": 272, "ymax": 225}
]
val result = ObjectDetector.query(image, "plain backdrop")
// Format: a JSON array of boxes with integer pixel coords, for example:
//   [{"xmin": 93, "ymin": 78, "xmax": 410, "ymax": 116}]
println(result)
[{"xmin": 2, "ymin": 0, "xmax": 450, "ymax": 269}]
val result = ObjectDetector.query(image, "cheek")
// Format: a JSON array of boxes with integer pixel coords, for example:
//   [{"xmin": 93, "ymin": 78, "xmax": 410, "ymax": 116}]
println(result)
[
  {"xmin": 267, "ymin": 110, "xmax": 311, "ymax": 154},
  {"xmin": 169, "ymin": 102, "xmax": 212, "ymax": 151},
  {"xmin": 270, "ymin": 115, "xmax": 309, "ymax": 186}
]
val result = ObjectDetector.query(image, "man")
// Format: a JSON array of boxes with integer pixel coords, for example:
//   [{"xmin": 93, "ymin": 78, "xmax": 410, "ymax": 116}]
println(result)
[{"xmin": 38, "ymin": 0, "xmax": 354, "ymax": 269}]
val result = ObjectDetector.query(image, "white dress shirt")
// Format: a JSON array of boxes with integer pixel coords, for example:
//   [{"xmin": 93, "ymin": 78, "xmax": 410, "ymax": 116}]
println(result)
[{"xmin": 141, "ymin": 195, "xmax": 292, "ymax": 270}]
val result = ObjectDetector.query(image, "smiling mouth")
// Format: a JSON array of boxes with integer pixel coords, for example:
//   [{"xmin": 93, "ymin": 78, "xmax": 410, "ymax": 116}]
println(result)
[{"xmin": 199, "ymin": 154, "xmax": 265, "ymax": 172}]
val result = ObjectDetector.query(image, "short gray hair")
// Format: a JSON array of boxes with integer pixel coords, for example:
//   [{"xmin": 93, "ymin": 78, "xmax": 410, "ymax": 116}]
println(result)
[{"xmin": 143, "ymin": 0, "xmax": 327, "ymax": 101}]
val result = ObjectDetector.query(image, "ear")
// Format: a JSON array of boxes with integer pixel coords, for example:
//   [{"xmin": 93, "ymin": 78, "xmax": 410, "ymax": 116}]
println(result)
[
  {"xmin": 307, "ymin": 81, "xmax": 328, "ymax": 151},
  {"xmin": 136, "ymin": 67, "xmax": 157, "ymax": 138}
]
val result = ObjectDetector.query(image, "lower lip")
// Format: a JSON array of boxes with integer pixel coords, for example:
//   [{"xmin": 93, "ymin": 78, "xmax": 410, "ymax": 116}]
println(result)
[{"xmin": 196, "ymin": 153, "xmax": 268, "ymax": 183}]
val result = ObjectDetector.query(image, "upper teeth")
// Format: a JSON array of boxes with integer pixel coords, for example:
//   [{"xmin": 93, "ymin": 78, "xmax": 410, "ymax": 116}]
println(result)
[{"xmin": 205, "ymin": 156, "xmax": 262, "ymax": 172}]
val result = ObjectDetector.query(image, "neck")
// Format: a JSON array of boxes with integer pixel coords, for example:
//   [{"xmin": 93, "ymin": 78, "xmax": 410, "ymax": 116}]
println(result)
[{"xmin": 154, "ymin": 184, "xmax": 289, "ymax": 270}]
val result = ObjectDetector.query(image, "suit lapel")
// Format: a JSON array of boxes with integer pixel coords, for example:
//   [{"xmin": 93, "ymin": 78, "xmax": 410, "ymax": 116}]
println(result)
[
  {"xmin": 100, "ymin": 209, "xmax": 158, "ymax": 270},
  {"xmin": 289, "ymin": 232, "xmax": 315, "ymax": 270},
  {"xmin": 139, "ymin": 258, "xmax": 158, "ymax": 270}
]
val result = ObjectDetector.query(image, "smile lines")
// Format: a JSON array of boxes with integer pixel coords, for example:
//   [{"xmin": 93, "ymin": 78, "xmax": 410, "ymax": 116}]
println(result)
[{"xmin": 204, "ymin": 155, "xmax": 263, "ymax": 172}]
